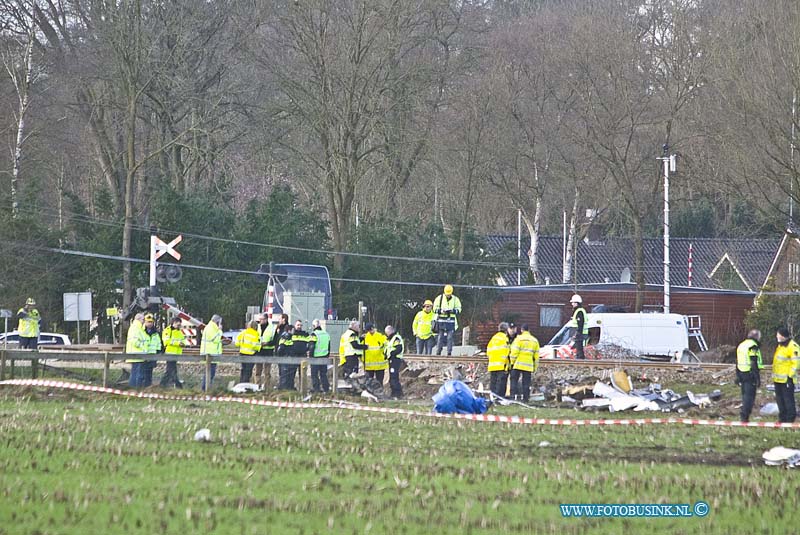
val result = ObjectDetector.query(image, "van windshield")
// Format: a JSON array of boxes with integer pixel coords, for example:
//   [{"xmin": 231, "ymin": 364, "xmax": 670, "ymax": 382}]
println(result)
[{"xmin": 548, "ymin": 325, "xmax": 575, "ymax": 346}]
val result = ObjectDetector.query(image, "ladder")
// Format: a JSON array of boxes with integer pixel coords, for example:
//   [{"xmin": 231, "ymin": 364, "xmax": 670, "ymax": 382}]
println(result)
[{"xmin": 685, "ymin": 315, "xmax": 708, "ymax": 352}]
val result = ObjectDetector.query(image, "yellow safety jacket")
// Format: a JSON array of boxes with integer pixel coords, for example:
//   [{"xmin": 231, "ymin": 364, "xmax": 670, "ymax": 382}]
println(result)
[
  {"xmin": 364, "ymin": 331, "xmax": 388, "ymax": 371},
  {"xmin": 145, "ymin": 330, "xmax": 162, "ymax": 354},
  {"xmin": 487, "ymin": 331, "xmax": 510, "ymax": 372},
  {"xmin": 236, "ymin": 327, "xmax": 262, "ymax": 356},
  {"xmin": 125, "ymin": 320, "xmax": 148, "ymax": 363},
  {"xmin": 200, "ymin": 321, "xmax": 223, "ymax": 356},
  {"xmin": 259, "ymin": 323, "xmax": 277, "ymax": 350},
  {"xmin": 510, "ymin": 331, "xmax": 540, "ymax": 372},
  {"xmin": 339, "ymin": 329, "xmax": 363, "ymax": 365},
  {"xmin": 433, "ymin": 294, "xmax": 462, "ymax": 330},
  {"xmin": 17, "ymin": 308, "xmax": 41, "ymax": 338},
  {"xmin": 772, "ymin": 340, "xmax": 800, "ymax": 384},
  {"xmin": 569, "ymin": 307, "xmax": 589, "ymax": 336},
  {"xmin": 736, "ymin": 338, "xmax": 763, "ymax": 372},
  {"xmin": 162, "ymin": 326, "xmax": 185, "ymax": 356},
  {"xmin": 413, "ymin": 310, "xmax": 435, "ymax": 340},
  {"xmin": 384, "ymin": 333, "xmax": 404, "ymax": 360}
]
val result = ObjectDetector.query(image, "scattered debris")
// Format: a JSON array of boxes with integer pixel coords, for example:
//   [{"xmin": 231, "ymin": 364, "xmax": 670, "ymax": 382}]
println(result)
[
  {"xmin": 760, "ymin": 403, "xmax": 780, "ymax": 416},
  {"xmin": 432, "ymin": 380, "xmax": 489, "ymax": 415},
  {"xmin": 763, "ymin": 447, "xmax": 800, "ymax": 467},
  {"xmin": 194, "ymin": 428, "xmax": 211, "ymax": 442},
  {"xmin": 538, "ymin": 441, "xmax": 551, "ymax": 448},
  {"xmin": 228, "ymin": 382, "xmax": 263, "ymax": 394}
]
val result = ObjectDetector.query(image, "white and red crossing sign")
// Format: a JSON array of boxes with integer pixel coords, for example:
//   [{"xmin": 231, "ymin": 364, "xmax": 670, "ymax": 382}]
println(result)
[{"xmin": 154, "ymin": 235, "xmax": 182, "ymax": 261}]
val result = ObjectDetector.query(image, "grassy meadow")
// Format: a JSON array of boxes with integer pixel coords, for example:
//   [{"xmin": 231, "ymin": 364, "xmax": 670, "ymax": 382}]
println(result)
[{"xmin": 0, "ymin": 388, "xmax": 797, "ymax": 534}]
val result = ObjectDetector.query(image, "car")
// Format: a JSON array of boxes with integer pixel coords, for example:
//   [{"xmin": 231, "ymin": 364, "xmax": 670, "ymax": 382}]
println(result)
[{"xmin": 0, "ymin": 331, "xmax": 73, "ymax": 349}]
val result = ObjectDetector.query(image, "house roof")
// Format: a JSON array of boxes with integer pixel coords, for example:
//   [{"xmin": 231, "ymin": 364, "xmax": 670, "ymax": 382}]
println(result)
[{"xmin": 486, "ymin": 235, "xmax": 780, "ymax": 291}]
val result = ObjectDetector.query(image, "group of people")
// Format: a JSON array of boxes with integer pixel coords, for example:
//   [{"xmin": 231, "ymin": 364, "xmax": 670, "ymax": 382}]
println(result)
[
  {"xmin": 486, "ymin": 322, "xmax": 541, "ymax": 401},
  {"xmin": 737, "ymin": 327, "xmax": 800, "ymax": 423},
  {"xmin": 339, "ymin": 320, "xmax": 405, "ymax": 398},
  {"xmin": 412, "ymin": 284, "xmax": 462, "ymax": 356},
  {"xmin": 125, "ymin": 313, "xmax": 189, "ymax": 388}
]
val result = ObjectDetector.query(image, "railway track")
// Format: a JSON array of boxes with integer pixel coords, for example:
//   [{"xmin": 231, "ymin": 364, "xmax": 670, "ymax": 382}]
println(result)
[{"xmin": 43, "ymin": 346, "xmax": 734, "ymax": 371}]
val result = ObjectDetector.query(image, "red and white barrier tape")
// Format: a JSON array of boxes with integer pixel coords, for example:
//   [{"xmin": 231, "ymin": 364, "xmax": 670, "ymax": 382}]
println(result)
[{"xmin": 2, "ymin": 379, "xmax": 800, "ymax": 428}]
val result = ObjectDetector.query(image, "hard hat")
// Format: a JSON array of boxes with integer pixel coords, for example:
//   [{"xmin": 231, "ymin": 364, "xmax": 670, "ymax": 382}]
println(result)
[
  {"xmin": 444, "ymin": 284, "xmax": 454, "ymax": 295},
  {"xmin": 570, "ymin": 294, "xmax": 582, "ymax": 304},
  {"xmin": 26, "ymin": 298, "xmax": 36, "ymax": 306},
  {"xmin": 365, "ymin": 322, "xmax": 375, "ymax": 331},
  {"xmin": 423, "ymin": 300, "xmax": 433, "ymax": 307},
  {"xmin": 144, "ymin": 313, "xmax": 155, "ymax": 322}
]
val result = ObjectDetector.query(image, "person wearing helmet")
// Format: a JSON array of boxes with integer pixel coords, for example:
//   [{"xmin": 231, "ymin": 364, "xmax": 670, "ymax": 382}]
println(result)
[
  {"xmin": 569, "ymin": 294, "xmax": 587, "ymax": 359},
  {"xmin": 16, "ymin": 298, "xmax": 41, "ymax": 350},
  {"xmin": 142, "ymin": 313, "xmax": 162, "ymax": 387},
  {"xmin": 412, "ymin": 299, "xmax": 436, "ymax": 355},
  {"xmin": 433, "ymin": 284, "xmax": 462, "ymax": 356}
]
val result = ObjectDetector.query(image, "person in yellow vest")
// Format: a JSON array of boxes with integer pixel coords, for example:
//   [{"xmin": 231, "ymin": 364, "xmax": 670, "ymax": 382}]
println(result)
[
  {"xmin": 310, "ymin": 319, "xmax": 331, "ymax": 393},
  {"xmin": 125, "ymin": 313, "xmax": 149, "ymax": 387},
  {"xmin": 200, "ymin": 315, "xmax": 223, "ymax": 391},
  {"xmin": 16, "ymin": 297, "xmax": 41, "ymax": 349},
  {"xmin": 363, "ymin": 323, "xmax": 388, "ymax": 384},
  {"xmin": 236, "ymin": 320, "xmax": 262, "ymax": 384},
  {"xmin": 339, "ymin": 320, "xmax": 367, "ymax": 377},
  {"xmin": 433, "ymin": 285, "xmax": 462, "ymax": 356},
  {"xmin": 487, "ymin": 322, "xmax": 514, "ymax": 397},
  {"xmin": 569, "ymin": 294, "xmax": 588, "ymax": 359},
  {"xmin": 773, "ymin": 327, "xmax": 799, "ymax": 423},
  {"xmin": 142, "ymin": 314, "xmax": 161, "ymax": 387},
  {"xmin": 384, "ymin": 325, "xmax": 405, "ymax": 399},
  {"xmin": 735, "ymin": 329, "xmax": 763, "ymax": 422},
  {"xmin": 508, "ymin": 324, "xmax": 539, "ymax": 402},
  {"xmin": 413, "ymin": 300, "xmax": 435, "ymax": 355},
  {"xmin": 160, "ymin": 317, "xmax": 185, "ymax": 388}
]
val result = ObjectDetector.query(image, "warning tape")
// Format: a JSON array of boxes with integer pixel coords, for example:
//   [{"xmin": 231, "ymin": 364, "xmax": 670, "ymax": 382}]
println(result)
[{"xmin": 2, "ymin": 379, "xmax": 800, "ymax": 428}]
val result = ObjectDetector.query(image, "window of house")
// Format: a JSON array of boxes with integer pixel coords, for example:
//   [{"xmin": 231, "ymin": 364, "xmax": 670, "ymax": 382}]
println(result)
[{"xmin": 539, "ymin": 306, "xmax": 562, "ymax": 328}]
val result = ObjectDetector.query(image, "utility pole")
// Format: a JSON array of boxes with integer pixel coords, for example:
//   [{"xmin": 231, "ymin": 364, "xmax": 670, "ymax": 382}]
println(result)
[{"xmin": 658, "ymin": 145, "xmax": 676, "ymax": 314}]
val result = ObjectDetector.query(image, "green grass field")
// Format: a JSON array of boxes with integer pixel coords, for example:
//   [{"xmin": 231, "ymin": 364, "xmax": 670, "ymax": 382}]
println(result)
[{"xmin": 0, "ymin": 387, "xmax": 797, "ymax": 535}]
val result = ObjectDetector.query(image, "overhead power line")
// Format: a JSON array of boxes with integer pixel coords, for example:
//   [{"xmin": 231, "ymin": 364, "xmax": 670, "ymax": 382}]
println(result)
[{"xmin": 32, "ymin": 207, "xmax": 528, "ymax": 270}]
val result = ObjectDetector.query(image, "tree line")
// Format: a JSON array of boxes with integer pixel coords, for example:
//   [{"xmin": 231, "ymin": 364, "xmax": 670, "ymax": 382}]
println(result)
[{"xmin": 1, "ymin": 0, "xmax": 799, "ymax": 336}]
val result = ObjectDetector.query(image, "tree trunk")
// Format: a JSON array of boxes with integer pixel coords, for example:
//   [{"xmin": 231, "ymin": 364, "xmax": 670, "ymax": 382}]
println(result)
[
  {"xmin": 122, "ymin": 98, "xmax": 137, "ymax": 311},
  {"xmin": 564, "ymin": 189, "xmax": 579, "ymax": 283},
  {"xmin": 8, "ymin": 37, "xmax": 34, "ymax": 219}
]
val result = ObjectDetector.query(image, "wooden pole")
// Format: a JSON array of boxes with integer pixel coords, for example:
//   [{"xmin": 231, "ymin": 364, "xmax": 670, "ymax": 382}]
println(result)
[
  {"xmin": 31, "ymin": 357, "xmax": 37, "ymax": 379},
  {"xmin": 332, "ymin": 357, "xmax": 338, "ymax": 394},
  {"xmin": 0, "ymin": 350, "xmax": 5, "ymax": 381},
  {"xmin": 204, "ymin": 354, "xmax": 211, "ymax": 392},
  {"xmin": 102, "ymin": 352, "xmax": 110, "ymax": 388},
  {"xmin": 299, "ymin": 360, "xmax": 306, "ymax": 395}
]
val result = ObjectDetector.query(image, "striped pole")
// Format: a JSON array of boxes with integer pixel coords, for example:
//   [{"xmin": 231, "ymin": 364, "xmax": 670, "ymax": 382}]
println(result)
[
  {"xmin": 688, "ymin": 243, "xmax": 693, "ymax": 287},
  {"xmin": 266, "ymin": 279, "xmax": 275, "ymax": 322}
]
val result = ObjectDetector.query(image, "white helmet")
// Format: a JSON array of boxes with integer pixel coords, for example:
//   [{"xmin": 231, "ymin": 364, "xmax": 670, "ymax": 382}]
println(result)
[{"xmin": 570, "ymin": 294, "xmax": 582, "ymax": 304}]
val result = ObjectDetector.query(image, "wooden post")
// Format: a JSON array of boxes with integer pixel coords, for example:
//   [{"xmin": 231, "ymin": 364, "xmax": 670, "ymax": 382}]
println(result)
[
  {"xmin": 204, "ymin": 354, "xmax": 211, "ymax": 392},
  {"xmin": 331, "ymin": 357, "xmax": 338, "ymax": 394},
  {"xmin": 299, "ymin": 360, "xmax": 307, "ymax": 396},
  {"xmin": 0, "ymin": 350, "xmax": 5, "ymax": 381},
  {"xmin": 10, "ymin": 358, "xmax": 14, "ymax": 379},
  {"xmin": 31, "ymin": 357, "xmax": 38, "ymax": 379},
  {"xmin": 102, "ymin": 352, "xmax": 110, "ymax": 388}
]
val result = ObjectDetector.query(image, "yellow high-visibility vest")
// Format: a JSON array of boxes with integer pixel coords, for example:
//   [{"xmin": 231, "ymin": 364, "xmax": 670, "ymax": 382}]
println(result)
[
  {"xmin": 201, "ymin": 322, "xmax": 223, "ymax": 355},
  {"xmin": 510, "ymin": 331, "xmax": 540, "ymax": 372},
  {"xmin": 339, "ymin": 329, "xmax": 363, "ymax": 365},
  {"xmin": 236, "ymin": 328, "xmax": 262, "ymax": 356},
  {"xmin": 736, "ymin": 339, "xmax": 762, "ymax": 372},
  {"xmin": 125, "ymin": 320, "xmax": 148, "ymax": 363},
  {"xmin": 487, "ymin": 331, "xmax": 510, "ymax": 372},
  {"xmin": 17, "ymin": 308, "xmax": 40, "ymax": 338},
  {"xmin": 413, "ymin": 310, "xmax": 435, "ymax": 340},
  {"xmin": 162, "ymin": 327, "xmax": 185, "ymax": 355},
  {"xmin": 773, "ymin": 340, "xmax": 800, "ymax": 384},
  {"xmin": 364, "ymin": 331, "xmax": 388, "ymax": 371}
]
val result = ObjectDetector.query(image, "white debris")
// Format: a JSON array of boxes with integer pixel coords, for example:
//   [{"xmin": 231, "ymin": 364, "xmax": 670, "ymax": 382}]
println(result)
[
  {"xmin": 760, "ymin": 403, "xmax": 780, "ymax": 416},
  {"xmin": 763, "ymin": 446, "xmax": 800, "ymax": 467},
  {"xmin": 229, "ymin": 382, "xmax": 263, "ymax": 394},
  {"xmin": 194, "ymin": 428, "xmax": 211, "ymax": 442}
]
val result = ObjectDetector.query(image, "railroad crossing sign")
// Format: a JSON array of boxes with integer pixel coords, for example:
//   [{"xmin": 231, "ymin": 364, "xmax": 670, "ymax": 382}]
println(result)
[
  {"xmin": 150, "ymin": 234, "xmax": 182, "ymax": 288},
  {"xmin": 153, "ymin": 235, "xmax": 182, "ymax": 261}
]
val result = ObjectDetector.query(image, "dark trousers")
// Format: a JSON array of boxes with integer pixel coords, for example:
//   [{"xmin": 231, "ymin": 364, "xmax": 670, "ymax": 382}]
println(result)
[
  {"xmin": 342, "ymin": 355, "xmax": 360, "ymax": 377},
  {"xmin": 365, "ymin": 369, "xmax": 385, "ymax": 384},
  {"xmin": 416, "ymin": 337, "xmax": 434, "ymax": 355},
  {"xmin": 436, "ymin": 324, "xmax": 456, "ymax": 356},
  {"xmin": 160, "ymin": 360, "xmax": 182, "ymax": 388},
  {"xmin": 490, "ymin": 371, "xmax": 508, "ymax": 397},
  {"xmin": 510, "ymin": 369, "xmax": 532, "ymax": 401},
  {"xmin": 775, "ymin": 379, "xmax": 797, "ymax": 423},
  {"xmin": 19, "ymin": 336, "xmax": 37, "ymax": 349},
  {"xmin": 311, "ymin": 362, "xmax": 330, "ymax": 392},
  {"xmin": 201, "ymin": 363, "xmax": 217, "ymax": 391},
  {"xmin": 389, "ymin": 357, "xmax": 403, "ymax": 397},
  {"xmin": 737, "ymin": 370, "xmax": 757, "ymax": 422},
  {"xmin": 142, "ymin": 360, "xmax": 156, "ymax": 387},
  {"xmin": 279, "ymin": 364, "xmax": 298, "ymax": 390},
  {"xmin": 574, "ymin": 334, "xmax": 585, "ymax": 359},
  {"xmin": 240, "ymin": 362, "xmax": 255, "ymax": 384},
  {"xmin": 129, "ymin": 362, "xmax": 145, "ymax": 387}
]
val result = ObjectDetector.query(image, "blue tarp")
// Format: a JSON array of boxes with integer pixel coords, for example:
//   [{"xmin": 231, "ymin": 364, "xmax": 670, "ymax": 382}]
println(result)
[{"xmin": 432, "ymin": 380, "xmax": 489, "ymax": 414}]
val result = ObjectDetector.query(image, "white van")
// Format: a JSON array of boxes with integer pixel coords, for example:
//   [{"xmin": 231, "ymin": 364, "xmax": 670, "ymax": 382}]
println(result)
[{"xmin": 539, "ymin": 313, "xmax": 690, "ymax": 361}]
